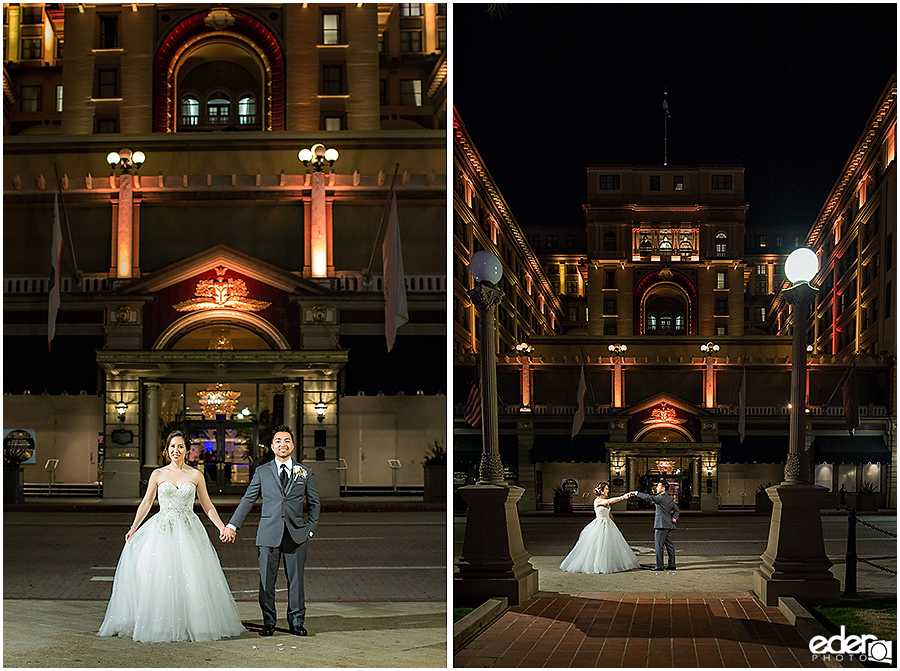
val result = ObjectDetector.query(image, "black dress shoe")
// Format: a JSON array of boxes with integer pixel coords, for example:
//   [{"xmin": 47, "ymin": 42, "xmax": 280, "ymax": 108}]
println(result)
[
  {"xmin": 259, "ymin": 626, "xmax": 275, "ymax": 636},
  {"xmin": 289, "ymin": 625, "xmax": 308, "ymax": 636},
  {"xmin": 651, "ymin": 567, "xmax": 665, "ymax": 571},
  {"xmin": 666, "ymin": 566, "xmax": 676, "ymax": 570}
]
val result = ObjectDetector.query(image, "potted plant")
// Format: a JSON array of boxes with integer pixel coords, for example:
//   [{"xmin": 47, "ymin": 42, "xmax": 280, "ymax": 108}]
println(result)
[
  {"xmin": 552, "ymin": 484, "xmax": 573, "ymax": 514},
  {"xmin": 422, "ymin": 441, "xmax": 446, "ymax": 503},
  {"xmin": 755, "ymin": 482, "xmax": 773, "ymax": 513},
  {"xmin": 855, "ymin": 481, "xmax": 880, "ymax": 512}
]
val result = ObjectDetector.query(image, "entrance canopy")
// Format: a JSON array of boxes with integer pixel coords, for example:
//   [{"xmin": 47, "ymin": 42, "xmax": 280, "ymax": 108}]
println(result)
[{"xmin": 811, "ymin": 435, "xmax": 890, "ymax": 464}]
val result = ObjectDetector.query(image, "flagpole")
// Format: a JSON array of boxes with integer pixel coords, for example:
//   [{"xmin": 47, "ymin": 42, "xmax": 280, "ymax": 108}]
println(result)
[
  {"xmin": 364, "ymin": 163, "xmax": 401, "ymax": 280},
  {"xmin": 663, "ymin": 92, "xmax": 669, "ymax": 166},
  {"xmin": 53, "ymin": 162, "xmax": 80, "ymax": 282}
]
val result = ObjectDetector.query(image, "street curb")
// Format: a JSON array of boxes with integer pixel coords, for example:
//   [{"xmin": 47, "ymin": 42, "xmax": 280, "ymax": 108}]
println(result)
[
  {"xmin": 453, "ymin": 597, "xmax": 507, "ymax": 653},
  {"xmin": 778, "ymin": 597, "xmax": 864, "ymax": 669}
]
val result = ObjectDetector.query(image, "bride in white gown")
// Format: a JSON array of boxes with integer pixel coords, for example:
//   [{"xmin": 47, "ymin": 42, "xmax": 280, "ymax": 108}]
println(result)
[
  {"xmin": 98, "ymin": 430, "xmax": 245, "ymax": 642},
  {"xmin": 560, "ymin": 482, "xmax": 640, "ymax": 574}
]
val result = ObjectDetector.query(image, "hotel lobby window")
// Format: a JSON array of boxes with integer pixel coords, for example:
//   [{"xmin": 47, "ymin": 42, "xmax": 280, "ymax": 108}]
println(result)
[
  {"xmin": 238, "ymin": 96, "xmax": 256, "ymax": 125},
  {"xmin": 207, "ymin": 96, "xmax": 231, "ymax": 125},
  {"xmin": 182, "ymin": 96, "xmax": 200, "ymax": 126}
]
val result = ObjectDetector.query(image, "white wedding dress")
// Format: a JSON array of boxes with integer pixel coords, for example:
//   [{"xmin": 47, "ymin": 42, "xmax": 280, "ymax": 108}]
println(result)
[
  {"xmin": 98, "ymin": 481, "xmax": 245, "ymax": 642},
  {"xmin": 559, "ymin": 501, "xmax": 641, "ymax": 574}
]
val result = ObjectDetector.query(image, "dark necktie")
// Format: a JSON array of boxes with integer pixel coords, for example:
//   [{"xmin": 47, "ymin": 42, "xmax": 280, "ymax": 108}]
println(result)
[{"xmin": 280, "ymin": 465, "xmax": 289, "ymax": 491}]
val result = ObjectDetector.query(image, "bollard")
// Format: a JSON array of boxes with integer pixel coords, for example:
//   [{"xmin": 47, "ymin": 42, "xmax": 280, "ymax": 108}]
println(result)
[{"xmin": 845, "ymin": 507, "xmax": 857, "ymax": 596}]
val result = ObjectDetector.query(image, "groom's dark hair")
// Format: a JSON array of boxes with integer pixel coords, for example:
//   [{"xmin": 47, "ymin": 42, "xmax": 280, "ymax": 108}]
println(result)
[
  {"xmin": 271, "ymin": 424, "xmax": 294, "ymax": 442},
  {"xmin": 659, "ymin": 480, "xmax": 670, "ymax": 491}
]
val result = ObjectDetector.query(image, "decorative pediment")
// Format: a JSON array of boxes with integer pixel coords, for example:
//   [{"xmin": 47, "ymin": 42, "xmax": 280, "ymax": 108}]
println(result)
[{"xmin": 173, "ymin": 265, "xmax": 271, "ymax": 313}]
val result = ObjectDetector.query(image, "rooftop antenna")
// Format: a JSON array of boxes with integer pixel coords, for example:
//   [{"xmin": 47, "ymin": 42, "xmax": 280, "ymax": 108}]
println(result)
[{"xmin": 662, "ymin": 91, "xmax": 670, "ymax": 166}]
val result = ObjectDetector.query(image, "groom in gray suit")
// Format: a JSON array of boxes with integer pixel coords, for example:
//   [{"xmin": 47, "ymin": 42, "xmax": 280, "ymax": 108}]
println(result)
[
  {"xmin": 632, "ymin": 480, "xmax": 679, "ymax": 571},
  {"xmin": 221, "ymin": 425, "xmax": 320, "ymax": 636}
]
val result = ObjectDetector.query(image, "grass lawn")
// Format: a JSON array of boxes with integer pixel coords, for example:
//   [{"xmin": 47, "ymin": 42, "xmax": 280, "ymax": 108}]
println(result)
[
  {"xmin": 454, "ymin": 607, "xmax": 475, "ymax": 623},
  {"xmin": 813, "ymin": 598, "xmax": 897, "ymax": 643}
]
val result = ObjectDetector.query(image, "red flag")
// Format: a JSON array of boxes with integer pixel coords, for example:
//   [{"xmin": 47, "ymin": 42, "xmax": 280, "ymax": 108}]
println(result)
[
  {"xmin": 48, "ymin": 191, "xmax": 62, "ymax": 350},
  {"xmin": 382, "ymin": 192, "xmax": 408, "ymax": 352},
  {"xmin": 571, "ymin": 364, "xmax": 587, "ymax": 439},
  {"xmin": 465, "ymin": 382, "xmax": 482, "ymax": 428}
]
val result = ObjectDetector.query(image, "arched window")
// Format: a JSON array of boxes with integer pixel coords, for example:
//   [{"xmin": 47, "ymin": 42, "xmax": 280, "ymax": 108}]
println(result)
[
  {"xmin": 238, "ymin": 96, "xmax": 256, "ymax": 125},
  {"xmin": 660, "ymin": 314, "xmax": 673, "ymax": 331},
  {"xmin": 640, "ymin": 234, "xmax": 652, "ymax": 250},
  {"xmin": 181, "ymin": 96, "xmax": 199, "ymax": 126},
  {"xmin": 675, "ymin": 314, "xmax": 685, "ymax": 330},
  {"xmin": 660, "ymin": 235, "xmax": 672, "ymax": 249},
  {"xmin": 207, "ymin": 95, "xmax": 231, "ymax": 125},
  {"xmin": 679, "ymin": 234, "xmax": 692, "ymax": 250},
  {"xmin": 647, "ymin": 315, "xmax": 657, "ymax": 331},
  {"xmin": 716, "ymin": 231, "xmax": 728, "ymax": 256}
]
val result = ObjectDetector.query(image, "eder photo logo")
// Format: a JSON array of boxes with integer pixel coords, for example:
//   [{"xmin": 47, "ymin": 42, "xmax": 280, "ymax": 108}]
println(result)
[{"xmin": 809, "ymin": 625, "xmax": 894, "ymax": 664}]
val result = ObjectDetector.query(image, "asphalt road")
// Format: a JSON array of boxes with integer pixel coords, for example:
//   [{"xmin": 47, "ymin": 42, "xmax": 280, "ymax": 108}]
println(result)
[{"xmin": 5, "ymin": 511, "xmax": 446, "ymax": 603}]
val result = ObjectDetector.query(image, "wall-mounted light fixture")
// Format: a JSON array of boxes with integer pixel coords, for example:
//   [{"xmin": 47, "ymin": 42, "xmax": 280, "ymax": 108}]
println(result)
[
  {"xmin": 315, "ymin": 397, "xmax": 327, "ymax": 423},
  {"xmin": 107, "ymin": 148, "xmax": 145, "ymax": 175},
  {"xmin": 115, "ymin": 400, "xmax": 128, "ymax": 422},
  {"xmin": 298, "ymin": 143, "xmax": 339, "ymax": 172}
]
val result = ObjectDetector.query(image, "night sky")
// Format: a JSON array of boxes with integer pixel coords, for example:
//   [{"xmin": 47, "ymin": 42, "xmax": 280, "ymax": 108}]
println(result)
[{"xmin": 453, "ymin": 4, "xmax": 897, "ymax": 234}]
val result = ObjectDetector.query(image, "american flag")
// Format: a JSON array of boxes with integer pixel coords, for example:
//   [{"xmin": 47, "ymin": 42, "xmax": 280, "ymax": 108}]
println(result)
[
  {"xmin": 663, "ymin": 99, "xmax": 670, "ymax": 117},
  {"xmin": 464, "ymin": 382, "xmax": 482, "ymax": 428}
]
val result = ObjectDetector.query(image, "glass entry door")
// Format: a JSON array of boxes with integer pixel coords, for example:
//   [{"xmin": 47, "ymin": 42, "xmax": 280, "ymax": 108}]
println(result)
[{"xmin": 186, "ymin": 420, "xmax": 257, "ymax": 494}]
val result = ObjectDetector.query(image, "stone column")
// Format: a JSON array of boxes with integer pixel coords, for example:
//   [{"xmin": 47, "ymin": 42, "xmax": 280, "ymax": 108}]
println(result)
[
  {"xmin": 283, "ymin": 382, "xmax": 299, "ymax": 441},
  {"xmin": 310, "ymin": 171, "xmax": 327, "ymax": 277},
  {"xmin": 144, "ymin": 382, "xmax": 159, "ymax": 468},
  {"xmin": 116, "ymin": 174, "xmax": 133, "ymax": 278}
]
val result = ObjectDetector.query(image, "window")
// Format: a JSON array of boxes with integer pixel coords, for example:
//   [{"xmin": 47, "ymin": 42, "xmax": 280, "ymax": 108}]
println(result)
[
  {"xmin": 604, "ymin": 322, "xmax": 616, "ymax": 335},
  {"xmin": 711, "ymin": 174, "xmax": 733, "ymax": 190},
  {"xmin": 603, "ymin": 231, "xmax": 616, "ymax": 252},
  {"xmin": 715, "ymin": 299, "xmax": 728, "ymax": 315},
  {"xmin": 604, "ymin": 299, "xmax": 616, "ymax": 315},
  {"xmin": 716, "ymin": 326, "xmax": 727, "ymax": 336},
  {"xmin": 673, "ymin": 176, "xmax": 684, "ymax": 191},
  {"xmin": 756, "ymin": 264, "xmax": 767, "ymax": 276},
  {"xmin": 324, "ymin": 116, "xmax": 342, "ymax": 131},
  {"xmin": 599, "ymin": 175, "xmax": 620, "ymax": 190},
  {"xmin": 21, "ymin": 37, "xmax": 41, "ymax": 59},
  {"xmin": 568, "ymin": 308, "xmax": 578, "ymax": 322},
  {"xmin": 756, "ymin": 280, "xmax": 767, "ymax": 295},
  {"xmin": 605, "ymin": 271, "xmax": 616, "ymax": 289},
  {"xmin": 238, "ymin": 96, "xmax": 256, "ymax": 125},
  {"xmin": 775, "ymin": 235, "xmax": 784, "ymax": 248},
  {"xmin": 95, "ymin": 116, "xmax": 118, "ymax": 133},
  {"xmin": 98, "ymin": 15, "xmax": 118, "ymax": 49},
  {"xmin": 436, "ymin": 4, "xmax": 447, "ymax": 15},
  {"xmin": 20, "ymin": 85, "xmax": 41, "ymax": 112},
  {"xmin": 660, "ymin": 314, "xmax": 672, "ymax": 330},
  {"xmin": 399, "ymin": 4, "xmax": 422, "ymax": 16},
  {"xmin": 675, "ymin": 315, "xmax": 685, "ymax": 331},
  {"xmin": 181, "ymin": 96, "xmax": 199, "ymax": 125},
  {"xmin": 566, "ymin": 281, "xmax": 577, "ymax": 294},
  {"xmin": 379, "ymin": 79, "xmax": 387, "ymax": 105},
  {"xmin": 55, "ymin": 84, "xmax": 63, "ymax": 112},
  {"xmin": 647, "ymin": 315, "xmax": 657, "ymax": 331},
  {"xmin": 322, "ymin": 12, "xmax": 341, "ymax": 44},
  {"xmin": 758, "ymin": 307, "xmax": 766, "ymax": 323},
  {"xmin": 758, "ymin": 235, "xmax": 767, "ymax": 248},
  {"xmin": 437, "ymin": 30, "xmax": 447, "ymax": 51},
  {"xmin": 715, "ymin": 231, "xmax": 728, "ymax": 256},
  {"xmin": 207, "ymin": 96, "xmax": 230, "ymax": 124},
  {"xmin": 20, "ymin": 6, "xmax": 43, "ymax": 23},
  {"xmin": 545, "ymin": 235, "xmax": 558, "ymax": 248},
  {"xmin": 716, "ymin": 272, "xmax": 727, "ymax": 290},
  {"xmin": 566, "ymin": 235, "xmax": 579, "ymax": 248},
  {"xmin": 97, "ymin": 68, "xmax": 118, "ymax": 98},
  {"xmin": 527, "ymin": 234, "xmax": 540, "ymax": 248},
  {"xmin": 323, "ymin": 66, "xmax": 344, "ymax": 95},
  {"xmin": 650, "ymin": 175, "xmax": 660, "ymax": 191},
  {"xmin": 400, "ymin": 79, "xmax": 422, "ymax": 106},
  {"xmin": 401, "ymin": 30, "xmax": 422, "ymax": 52}
]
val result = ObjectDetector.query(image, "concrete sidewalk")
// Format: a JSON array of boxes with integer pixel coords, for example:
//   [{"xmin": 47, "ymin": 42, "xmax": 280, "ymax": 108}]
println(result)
[{"xmin": 4, "ymin": 599, "xmax": 447, "ymax": 668}]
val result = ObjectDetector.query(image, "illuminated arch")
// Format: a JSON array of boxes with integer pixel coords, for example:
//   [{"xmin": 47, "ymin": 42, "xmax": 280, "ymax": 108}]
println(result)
[
  {"xmin": 153, "ymin": 310, "xmax": 290, "ymax": 350},
  {"xmin": 633, "ymin": 269, "xmax": 698, "ymax": 335},
  {"xmin": 634, "ymin": 424, "xmax": 695, "ymax": 442},
  {"xmin": 153, "ymin": 10, "xmax": 285, "ymax": 132}
]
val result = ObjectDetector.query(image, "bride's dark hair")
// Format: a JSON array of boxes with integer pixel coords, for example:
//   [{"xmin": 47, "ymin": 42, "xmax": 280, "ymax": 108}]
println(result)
[
  {"xmin": 594, "ymin": 481, "xmax": 610, "ymax": 497},
  {"xmin": 162, "ymin": 430, "xmax": 187, "ymax": 464}
]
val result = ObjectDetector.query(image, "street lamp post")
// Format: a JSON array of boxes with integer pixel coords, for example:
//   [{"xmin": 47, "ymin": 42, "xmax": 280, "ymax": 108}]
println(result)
[
  {"xmin": 107, "ymin": 149, "xmax": 145, "ymax": 279},
  {"xmin": 608, "ymin": 344, "xmax": 626, "ymax": 407},
  {"xmin": 298, "ymin": 144, "xmax": 339, "ymax": 278},
  {"xmin": 700, "ymin": 342, "xmax": 719, "ymax": 409},
  {"xmin": 753, "ymin": 248, "xmax": 840, "ymax": 606},
  {"xmin": 455, "ymin": 250, "xmax": 538, "ymax": 606}
]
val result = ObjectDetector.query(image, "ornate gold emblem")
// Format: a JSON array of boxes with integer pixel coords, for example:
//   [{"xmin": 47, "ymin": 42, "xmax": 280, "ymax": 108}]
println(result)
[
  {"xmin": 643, "ymin": 401, "xmax": 686, "ymax": 425},
  {"xmin": 173, "ymin": 266, "xmax": 270, "ymax": 313}
]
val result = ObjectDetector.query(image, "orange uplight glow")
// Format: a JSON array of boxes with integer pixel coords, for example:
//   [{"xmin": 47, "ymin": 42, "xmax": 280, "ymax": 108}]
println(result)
[{"xmin": 312, "ymin": 245, "xmax": 327, "ymax": 278}]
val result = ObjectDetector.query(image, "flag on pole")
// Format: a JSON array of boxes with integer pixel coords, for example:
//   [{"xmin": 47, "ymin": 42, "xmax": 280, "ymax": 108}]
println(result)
[
  {"xmin": 662, "ymin": 98, "xmax": 670, "ymax": 117},
  {"xmin": 48, "ymin": 191, "xmax": 62, "ymax": 350},
  {"xmin": 842, "ymin": 366, "xmax": 860, "ymax": 436},
  {"xmin": 738, "ymin": 361, "xmax": 747, "ymax": 443},
  {"xmin": 382, "ymin": 192, "xmax": 408, "ymax": 352},
  {"xmin": 464, "ymin": 381, "xmax": 482, "ymax": 428},
  {"xmin": 571, "ymin": 364, "xmax": 587, "ymax": 439}
]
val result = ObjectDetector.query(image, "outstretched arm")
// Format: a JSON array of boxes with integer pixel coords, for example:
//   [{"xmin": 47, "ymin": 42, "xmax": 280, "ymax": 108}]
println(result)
[
  {"xmin": 194, "ymin": 471, "xmax": 226, "ymax": 534},
  {"xmin": 596, "ymin": 492, "xmax": 632, "ymax": 506},
  {"xmin": 126, "ymin": 470, "xmax": 160, "ymax": 542}
]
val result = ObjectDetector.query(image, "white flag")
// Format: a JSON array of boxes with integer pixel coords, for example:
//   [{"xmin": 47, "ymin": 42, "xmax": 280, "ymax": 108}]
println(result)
[
  {"xmin": 48, "ymin": 191, "xmax": 62, "ymax": 350},
  {"xmin": 571, "ymin": 364, "xmax": 587, "ymax": 439},
  {"xmin": 382, "ymin": 192, "xmax": 408, "ymax": 352}
]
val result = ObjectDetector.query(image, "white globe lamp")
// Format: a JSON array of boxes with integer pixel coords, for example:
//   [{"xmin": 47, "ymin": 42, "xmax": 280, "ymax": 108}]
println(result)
[
  {"xmin": 469, "ymin": 250, "xmax": 503, "ymax": 285},
  {"xmin": 784, "ymin": 248, "xmax": 819, "ymax": 285}
]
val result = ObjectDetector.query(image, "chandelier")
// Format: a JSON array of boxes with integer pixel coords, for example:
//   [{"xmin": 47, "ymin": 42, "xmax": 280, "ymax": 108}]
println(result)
[{"xmin": 198, "ymin": 383, "xmax": 241, "ymax": 420}]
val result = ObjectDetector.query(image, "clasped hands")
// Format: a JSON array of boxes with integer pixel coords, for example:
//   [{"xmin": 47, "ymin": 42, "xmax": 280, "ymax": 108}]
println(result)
[{"xmin": 220, "ymin": 526, "xmax": 236, "ymax": 543}]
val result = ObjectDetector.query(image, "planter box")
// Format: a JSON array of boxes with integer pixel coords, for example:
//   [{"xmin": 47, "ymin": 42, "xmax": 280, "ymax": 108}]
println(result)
[
  {"xmin": 423, "ymin": 464, "xmax": 446, "ymax": 503},
  {"xmin": 553, "ymin": 494, "xmax": 572, "ymax": 515},
  {"xmin": 4, "ymin": 466, "xmax": 25, "ymax": 504},
  {"xmin": 755, "ymin": 493, "xmax": 773, "ymax": 513},
  {"xmin": 855, "ymin": 494, "xmax": 880, "ymax": 512}
]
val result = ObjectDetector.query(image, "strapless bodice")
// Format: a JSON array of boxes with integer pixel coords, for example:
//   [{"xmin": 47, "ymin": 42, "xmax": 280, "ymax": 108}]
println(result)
[
  {"xmin": 594, "ymin": 504, "xmax": 611, "ymax": 520},
  {"xmin": 157, "ymin": 481, "xmax": 196, "ymax": 524}
]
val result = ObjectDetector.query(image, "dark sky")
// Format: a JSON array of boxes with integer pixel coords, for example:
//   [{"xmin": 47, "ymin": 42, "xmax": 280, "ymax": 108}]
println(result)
[{"xmin": 454, "ymin": 4, "xmax": 897, "ymax": 234}]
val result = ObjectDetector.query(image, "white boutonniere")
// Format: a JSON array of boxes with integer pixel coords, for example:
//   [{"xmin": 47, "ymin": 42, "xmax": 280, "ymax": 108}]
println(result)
[{"xmin": 293, "ymin": 464, "xmax": 307, "ymax": 480}]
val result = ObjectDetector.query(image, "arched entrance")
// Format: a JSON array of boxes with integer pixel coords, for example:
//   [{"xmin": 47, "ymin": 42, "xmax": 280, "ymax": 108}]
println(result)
[{"xmin": 633, "ymin": 269, "xmax": 698, "ymax": 335}]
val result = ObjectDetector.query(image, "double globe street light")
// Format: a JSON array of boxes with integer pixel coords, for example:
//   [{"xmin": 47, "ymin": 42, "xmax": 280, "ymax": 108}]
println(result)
[{"xmin": 298, "ymin": 144, "xmax": 339, "ymax": 172}]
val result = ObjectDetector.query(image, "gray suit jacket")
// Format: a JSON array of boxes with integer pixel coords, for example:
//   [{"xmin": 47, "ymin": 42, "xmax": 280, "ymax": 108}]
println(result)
[
  {"xmin": 228, "ymin": 459, "xmax": 320, "ymax": 547},
  {"xmin": 635, "ymin": 491, "xmax": 680, "ymax": 530}
]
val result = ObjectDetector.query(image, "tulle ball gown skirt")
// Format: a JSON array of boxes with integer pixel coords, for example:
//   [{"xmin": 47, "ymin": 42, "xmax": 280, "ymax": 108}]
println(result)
[{"xmin": 559, "ymin": 516, "xmax": 641, "ymax": 574}]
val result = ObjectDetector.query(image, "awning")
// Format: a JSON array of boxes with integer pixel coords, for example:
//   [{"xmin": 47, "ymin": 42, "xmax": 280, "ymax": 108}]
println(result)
[
  {"xmin": 531, "ymin": 433, "xmax": 608, "ymax": 464},
  {"xmin": 812, "ymin": 435, "xmax": 890, "ymax": 464},
  {"xmin": 719, "ymin": 435, "xmax": 789, "ymax": 464},
  {"xmin": 453, "ymin": 433, "xmax": 519, "ymax": 464}
]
